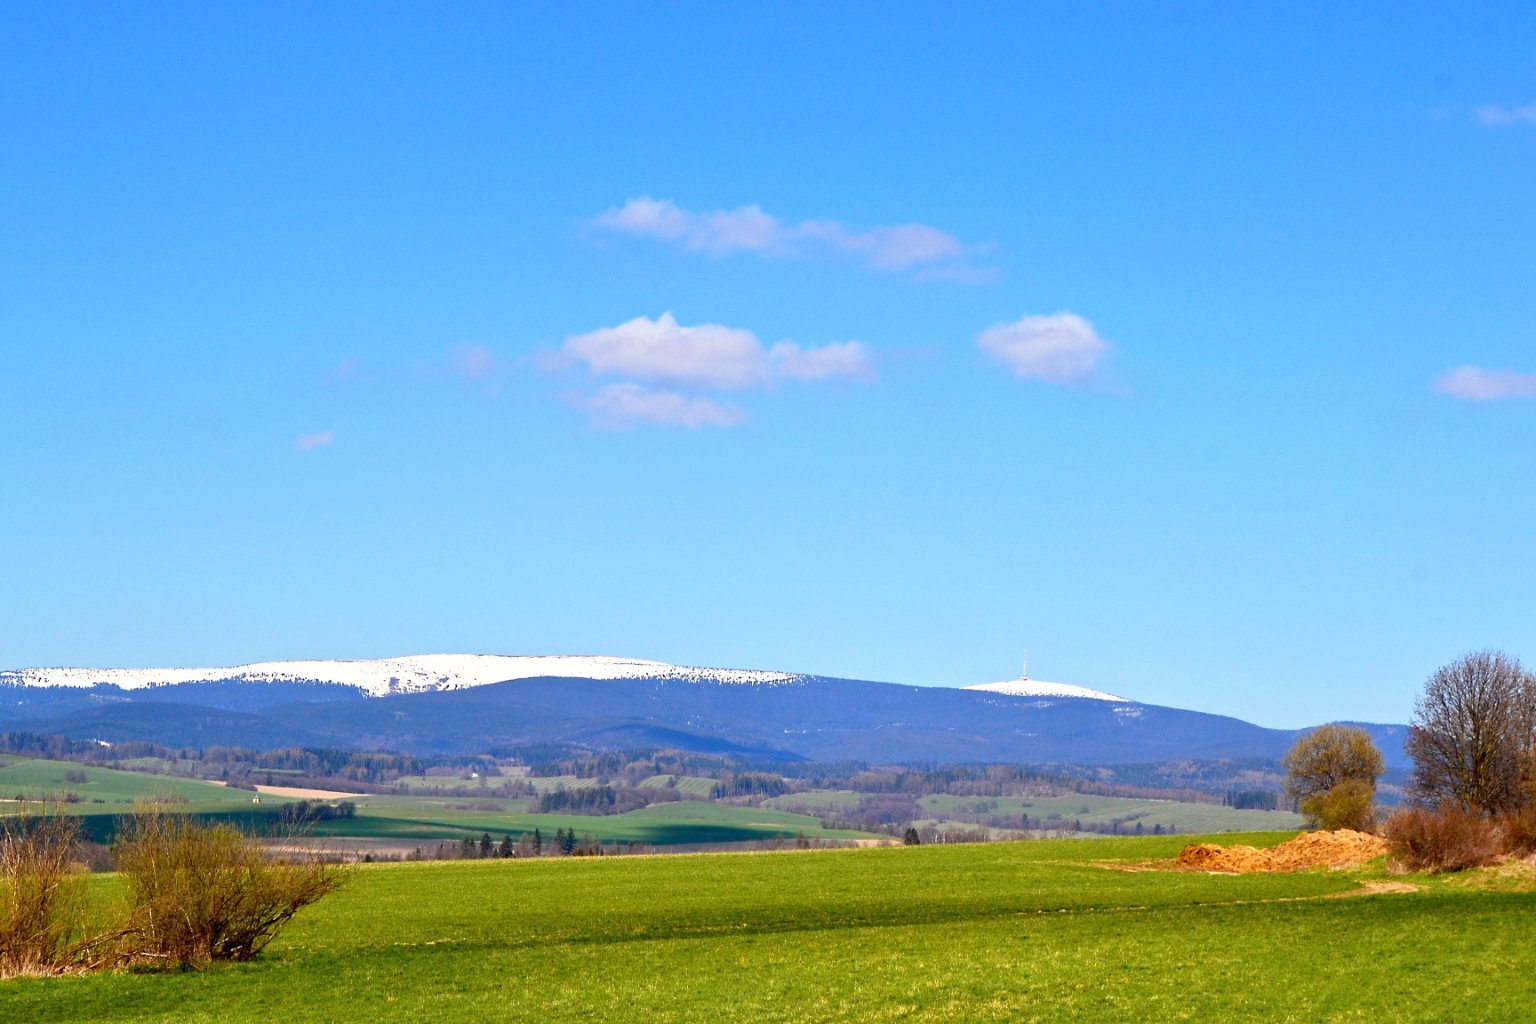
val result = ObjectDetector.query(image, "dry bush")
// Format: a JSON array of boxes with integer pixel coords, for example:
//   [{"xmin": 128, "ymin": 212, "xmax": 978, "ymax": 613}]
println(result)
[
  {"xmin": 0, "ymin": 812, "xmax": 119, "ymax": 977},
  {"xmin": 1383, "ymin": 807, "xmax": 1500, "ymax": 874},
  {"xmin": 1497, "ymin": 805, "xmax": 1536, "ymax": 856},
  {"xmin": 116, "ymin": 813, "xmax": 346, "ymax": 967}
]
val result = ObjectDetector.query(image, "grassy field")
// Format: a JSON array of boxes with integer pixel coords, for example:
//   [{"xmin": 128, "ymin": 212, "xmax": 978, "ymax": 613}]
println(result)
[
  {"xmin": 0, "ymin": 756, "xmax": 253, "ymax": 808},
  {"xmin": 638, "ymin": 773, "xmax": 721, "ymax": 798},
  {"xmin": 0, "ymin": 758, "xmax": 869, "ymax": 847},
  {"xmin": 301, "ymin": 798, "xmax": 879, "ymax": 847},
  {"xmin": 915, "ymin": 792, "xmax": 1306, "ymax": 833},
  {"xmin": 767, "ymin": 789, "xmax": 1304, "ymax": 833},
  {"xmin": 2, "ymin": 832, "xmax": 1529, "ymax": 1022}
]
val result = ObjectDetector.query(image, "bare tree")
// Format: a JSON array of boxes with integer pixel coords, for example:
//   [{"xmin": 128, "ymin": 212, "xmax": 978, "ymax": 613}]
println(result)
[
  {"xmin": 1405, "ymin": 650, "xmax": 1535, "ymax": 815},
  {"xmin": 1283, "ymin": 724, "xmax": 1384, "ymax": 830}
]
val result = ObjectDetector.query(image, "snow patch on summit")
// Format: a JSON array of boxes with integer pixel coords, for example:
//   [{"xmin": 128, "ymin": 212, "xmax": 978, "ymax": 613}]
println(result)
[{"xmin": 964, "ymin": 677, "xmax": 1129, "ymax": 703}]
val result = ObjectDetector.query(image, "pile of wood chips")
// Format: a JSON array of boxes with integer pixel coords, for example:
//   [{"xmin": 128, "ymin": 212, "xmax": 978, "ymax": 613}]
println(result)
[{"xmin": 1177, "ymin": 829, "xmax": 1388, "ymax": 873}]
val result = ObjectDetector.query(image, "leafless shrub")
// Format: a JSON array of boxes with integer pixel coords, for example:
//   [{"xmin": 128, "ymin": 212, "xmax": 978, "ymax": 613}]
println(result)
[
  {"xmin": 1497, "ymin": 804, "xmax": 1536, "ymax": 856},
  {"xmin": 1383, "ymin": 807, "xmax": 1500, "ymax": 874},
  {"xmin": 116, "ymin": 813, "xmax": 347, "ymax": 967},
  {"xmin": 0, "ymin": 812, "xmax": 121, "ymax": 977}
]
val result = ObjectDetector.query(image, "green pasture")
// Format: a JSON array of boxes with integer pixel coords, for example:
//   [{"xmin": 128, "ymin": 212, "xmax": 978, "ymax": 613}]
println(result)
[
  {"xmin": 301, "ymin": 797, "xmax": 879, "ymax": 846},
  {"xmin": 0, "ymin": 756, "xmax": 263, "ymax": 811},
  {"xmin": 638, "ymin": 773, "xmax": 720, "ymax": 797},
  {"xmin": 762, "ymin": 788, "xmax": 1303, "ymax": 833},
  {"xmin": 393, "ymin": 772, "xmax": 597, "ymax": 795},
  {"xmin": 761, "ymin": 789, "xmax": 866, "ymax": 814},
  {"xmin": 915, "ymin": 792, "xmax": 1305, "ymax": 833},
  {"xmin": 0, "ymin": 760, "xmax": 872, "ymax": 847},
  {"xmin": 4, "ymin": 832, "xmax": 1529, "ymax": 1022}
]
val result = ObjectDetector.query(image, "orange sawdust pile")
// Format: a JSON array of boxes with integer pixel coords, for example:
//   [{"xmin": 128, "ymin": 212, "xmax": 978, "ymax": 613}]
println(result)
[{"xmin": 1177, "ymin": 830, "xmax": 1388, "ymax": 873}]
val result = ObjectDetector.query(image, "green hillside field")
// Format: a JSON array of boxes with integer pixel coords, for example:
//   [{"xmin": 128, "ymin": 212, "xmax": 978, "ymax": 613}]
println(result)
[
  {"xmin": 764, "ymin": 788, "xmax": 1306, "ymax": 833},
  {"xmin": 3, "ymin": 833, "xmax": 1531, "ymax": 1022},
  {"xmin": 0, "ymin": 755, "xmax": 253, "ymax": 808},
  {"xmin": 0, "ymin": 758, "xmax": 872, "ymax": 847},
  {"xmin": 301, "ymin": 797, "xmax": 880, "ymax": 847}
]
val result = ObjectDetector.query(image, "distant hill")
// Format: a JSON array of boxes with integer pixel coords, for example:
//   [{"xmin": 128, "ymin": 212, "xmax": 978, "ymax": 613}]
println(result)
[{"xmin": 0, "ymin": 655, "xmax": 1411, "ymax": 769}]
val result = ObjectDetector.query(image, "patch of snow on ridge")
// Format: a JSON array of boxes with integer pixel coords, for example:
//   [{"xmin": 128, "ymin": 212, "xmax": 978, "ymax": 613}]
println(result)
[
  {"xmin": 964, "ymin": 678, "xmax": 1130, "ymax": 703},
  {"xmin": 0, "ymin": 655, "xmax": 809, "ymax": 698}
]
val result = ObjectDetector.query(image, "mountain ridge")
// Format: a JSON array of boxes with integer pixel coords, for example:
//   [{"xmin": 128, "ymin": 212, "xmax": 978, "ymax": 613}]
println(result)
[{"xmin": 0, "ymin": 655, "xmax": 1410, "ymax": 770}]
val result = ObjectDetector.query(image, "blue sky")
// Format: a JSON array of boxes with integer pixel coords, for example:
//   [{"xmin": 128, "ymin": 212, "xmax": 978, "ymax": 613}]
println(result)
[{"xmin": 3, "ymin": 3, "xmax": 1533, "ymax": 727}]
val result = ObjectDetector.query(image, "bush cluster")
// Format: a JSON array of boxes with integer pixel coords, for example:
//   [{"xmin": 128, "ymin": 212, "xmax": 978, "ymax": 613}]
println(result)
[
  {"xmin": 0, "ymin": 810, "xmax": 345, "ymax": 978},
  {"xmin": 1381, "ymin": 807, "xmax": 1501, "ymax": 874}
]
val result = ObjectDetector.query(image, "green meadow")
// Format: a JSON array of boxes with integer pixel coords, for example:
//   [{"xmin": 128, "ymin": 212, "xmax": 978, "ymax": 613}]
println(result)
[
  {"xmin": 914, "ymin": 792, "xmax": 1305, "ymax": 833},
  {"xmin": 0, "ymin": 757, "xmax": 877, "ymax": 847},
  {"xmin": 0, "ymin": 755, "xmax": 250, "ymax": 808},
  {"xmin": 3, "ymin": 833, "xmax": 1530, "ymax": 1023},
  {"xmin": 765, "ymin": 789, "xmax": 1306, "ymax": 834},
  {"xmin": 302, "ymin": 797, "xmax": 877, "ymax": 847}
]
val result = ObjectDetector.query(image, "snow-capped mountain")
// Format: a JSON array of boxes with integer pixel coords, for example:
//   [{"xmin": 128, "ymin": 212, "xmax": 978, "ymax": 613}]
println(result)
[
  {"xmin": 0, "ymin": 654, "xmax": 1411, "ymax": 768},
  {"xmin": 0, "ymin": 654, "xmax": 809, "ymax": 697}
]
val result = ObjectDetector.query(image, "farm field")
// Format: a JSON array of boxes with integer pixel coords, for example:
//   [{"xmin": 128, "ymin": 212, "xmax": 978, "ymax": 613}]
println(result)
[
  {"xmin": 765, "ymin": 788, "xmax": 1305, "ymax": 833},
  {"xmin": 2, "ymin": 832, "xmax": 1529, "ymax": 1023},
  {"xmin": 0, "ymin": 755, "xmax": 253, "ymax": 808},
  {"xmin": 300, "ymin": 797, "xmax": 879, "ymax": 847},
  {"xmin": 915, "ymin": 792, "xmax": 1305, "ymax": 833},
  {"xmin": 0, "ymin": 758, "xmax": 874, "ymax": 847},
  {"xmin": 638, "ymin": 773, "xmax": 721, "ymax": 798}
]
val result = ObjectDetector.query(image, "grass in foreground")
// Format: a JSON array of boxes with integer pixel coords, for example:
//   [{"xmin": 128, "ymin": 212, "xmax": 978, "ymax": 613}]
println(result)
[{"xmin": 2, "ymin": 832, "xmax": 1530, "ymax": 1022}]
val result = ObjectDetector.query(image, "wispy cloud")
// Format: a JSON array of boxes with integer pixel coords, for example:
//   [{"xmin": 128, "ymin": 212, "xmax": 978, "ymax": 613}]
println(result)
[
  {"xmin": 449, "ymin": 344, "xmax": 498, "ymax": 380},
  {"xmin": 978, "ymin": 311, "xmax": 1113, "ymax": 385},
  {"xmin": 592, "ymin": 197, "xmax": 991, "ymax": 281},
  {"xmin": 768, "ymin": 340, "xmax": 874, "ymax": 382},
  {"xmin": 583, "ymin": 383, "xmax": 746, "ymax": 429},
  {"xmin": 325, "ymin": 358, "xmax": 361, "ymax": 382},
  {"xmin": 553, "ymin": 312, "xmax": 873, "ymax": 427},
  {"xmin": 295, "ymin": 431, "xmax": 335, "ymax": 450},
  {"xmin": 1434, "ymin": 365, "xmax": 1536, "ymax": 401},
  {"xmin": 1474, "ymin": 101, "xmax": 1536, "ymax": 127}
]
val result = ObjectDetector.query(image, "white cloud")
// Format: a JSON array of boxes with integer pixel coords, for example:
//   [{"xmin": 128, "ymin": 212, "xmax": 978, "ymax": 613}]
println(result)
[
  {"xmin": 449, "ymin": 344, "xmax": 498, "ymax": 380},
  {"xmin": 295, "ymin": 431, "xmax": 335, "ymax": 450},
  {"xmin": 555, "ymin": 313, "xmax": 874, "ymax": 427},
  {"xmin": 1474, "ymin": 101, "xmax": 1536, "ymax": 127},
  {"xmin": 561, "ymin": 313, "xmax": 872, "ymax": 390},
  {"xmin": 593, "ymin": 197, "xmax": 987, "ymax": 279},
  {"xmin": 768, "ymin": 340, "xmax": 874, "ymax": 382},
  {"xmin": 583, "ymin": 383, "xmax": 746, "ymax": 429},
  {"xmin": 1434, "ymin": 365, "xmax": 1536, "ymax": 401},
  {"xmin": 562, "ymin": 313, "xmax": 768, "ymax": 390},
  {"xmin": 978, "ymin": 311, "xmax": 1112, "ymax": 385}
]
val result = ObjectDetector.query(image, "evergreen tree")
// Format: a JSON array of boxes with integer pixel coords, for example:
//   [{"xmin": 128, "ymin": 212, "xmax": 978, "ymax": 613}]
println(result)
[
  {"xmin": 532, "ymin": 828, "xmax": 542, "ymax": 855},
  {"xmin": 479, "ymin": 832, "xmax": 493, "ymax": 858},
  {"xmin": 498, "ymin": 834, "xmax": 514, "ymax": 858},
  {"xmin": 902, "ymin": 827, "xmax": 921, "ymax": 845}
]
